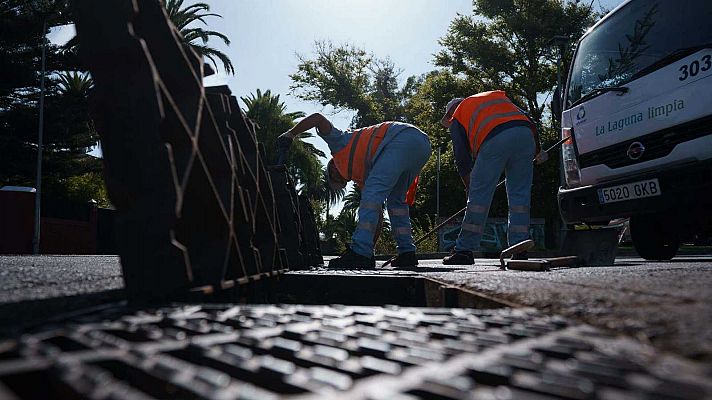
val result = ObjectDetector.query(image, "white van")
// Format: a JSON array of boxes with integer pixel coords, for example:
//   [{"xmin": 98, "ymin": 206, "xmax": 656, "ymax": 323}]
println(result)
[{"xmin": 557, "ymin": 0, "xmax": 712, "ymax": 260}]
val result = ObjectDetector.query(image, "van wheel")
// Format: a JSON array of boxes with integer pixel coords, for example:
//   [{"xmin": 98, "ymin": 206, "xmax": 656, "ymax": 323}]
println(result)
[{"xmin": 630, "ymin": 215, "xmax": 680, "ymax": 261}]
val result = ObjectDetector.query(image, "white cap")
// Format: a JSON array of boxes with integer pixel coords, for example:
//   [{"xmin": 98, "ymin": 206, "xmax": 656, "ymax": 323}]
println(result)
[{"xmin": 445, "ymin": 97, "xmax": 464, "ymax": 114}]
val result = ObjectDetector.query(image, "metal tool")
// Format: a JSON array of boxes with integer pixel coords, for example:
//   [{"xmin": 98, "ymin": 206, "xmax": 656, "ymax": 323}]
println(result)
[
  {"xmin": 381, "ymin": 136, "xmax": 569, "ymax": 269},
  {"xmin": 499, "ymin": 239, "xmax": 536, "ymax": 269}
]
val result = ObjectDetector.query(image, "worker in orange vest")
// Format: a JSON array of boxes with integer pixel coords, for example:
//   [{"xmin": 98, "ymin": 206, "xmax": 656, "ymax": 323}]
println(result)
[
  {"xmin": 440, "ymin": 91, "xmax": 545, "ymax": 264},
  {"xmin": 279, "ymin": 113, "xmax": 431, "ymax": 269}
]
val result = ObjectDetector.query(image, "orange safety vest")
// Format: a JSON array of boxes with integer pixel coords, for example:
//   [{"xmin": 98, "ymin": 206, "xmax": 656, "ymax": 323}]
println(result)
[
  {"xmin": 332, "ymin": 122, "xmax": 419, "ymax": 205},
  {"xmin": 452, "ymin": 91, "xmax": 533, "ymax": 155}
]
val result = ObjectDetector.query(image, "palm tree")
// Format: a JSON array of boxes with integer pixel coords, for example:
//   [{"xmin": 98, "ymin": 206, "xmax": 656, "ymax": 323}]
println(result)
[
  {"xmin": 56, "ymin": 71, "xmax": 93, "ymax": 97},
  {"xmin": 62, "ymin": 0, "xmax": 235, "ymax": 75},
  {"xmin": 342, "ymin": 186, "xmax": 361, "ymax": 213},
  {"xmin": 242, "ymin": 89, "xmax": 325, "ymax": 196},
  {"xmin": 308, "ymin": 170, "xmax": 346, "ymax": 221},
  {"xmin": 163, "ymin": 0, "xmax": 234, "ymax": 74}
]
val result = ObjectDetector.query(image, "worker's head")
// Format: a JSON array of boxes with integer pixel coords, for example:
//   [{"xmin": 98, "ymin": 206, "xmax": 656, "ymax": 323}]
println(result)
[
  {"xmin": 326, "ymin": 158, "xmax": 347, "ymax": 191},
  {"xmin": 441, "ymin": 97, "xmax": 464, "ymax": 128}
]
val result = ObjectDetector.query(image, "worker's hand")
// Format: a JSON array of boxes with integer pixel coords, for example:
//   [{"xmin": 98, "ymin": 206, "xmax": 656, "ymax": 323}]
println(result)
[{"xmin": 534, "ymin": 150, "xmax": 549, "ymax": 165}]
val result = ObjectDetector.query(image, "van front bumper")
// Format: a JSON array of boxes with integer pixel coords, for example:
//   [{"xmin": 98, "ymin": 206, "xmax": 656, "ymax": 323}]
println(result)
[{"xmin": 558, "ymin": 159, "xmax": 712, "ymax": 224}]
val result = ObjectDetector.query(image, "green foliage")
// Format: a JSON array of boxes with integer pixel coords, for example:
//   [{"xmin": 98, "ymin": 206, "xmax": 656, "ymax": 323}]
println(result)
[
  {"xmin": 411, "ymin": 215, "xmax": 439, "ymax": 253},
  {"xmin": 410, "ymin": 146, "xmax": 467, "ymax": 223},
  {"xmin": 241, "ymin": 89, "xmax": 324, "ymax": 196},
  {"xmin": 342, "ymin": 186, "xmax": 361, "ymax": 213},
  {"xmin": 163, "ymin": 0, "xmax": 234, "ymax": 74},
  {"xmin": 374, "ymin": 217, "xmax": 395, "ymax": 255},
  {"xmin": 57, "ymin": 71, "xmax": 93, "ymax": 96},
  {"xmin": 306, "ymin": 171, "xmax": 346, "ymax": 221},
  {"xmin": 321, "ymin": 208, "xmax": 359, "ymax": 254},
  {"xmin": 435, "ymin": 0, "xmax": 599, "ymax": 126},
  {"xmin": 61, "ymin": 172, "xmax": 110, "ymax": 207},
  {"xmin": 290, "ymin": 40, "xmax": 417, "ymax": 127},
  {"xmin": 0, "ymin": 1, "xmax": 103, "ymax": 208}
]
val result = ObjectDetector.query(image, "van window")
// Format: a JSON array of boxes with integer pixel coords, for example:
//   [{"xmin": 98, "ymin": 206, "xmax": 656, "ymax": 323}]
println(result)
[{"xmin": 566, "ymin": 0, "xmax": 712, "ymax": 106}]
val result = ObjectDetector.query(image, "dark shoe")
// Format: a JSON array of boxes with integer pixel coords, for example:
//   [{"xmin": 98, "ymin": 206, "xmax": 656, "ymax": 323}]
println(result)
[
  {"xmin": 511, "ymin": 251, "xmax": 528, "ymax": 260},
  {"xmin": 443, "ymin": 251, "xmax": 474, "ymax": 265},
  {"xmin": 329, "ymin": 248, "xmax": 376, "ymax": 269},
  {"xmin": 391, "ymin": 251, "xmax": 418, "ymax": 269}
]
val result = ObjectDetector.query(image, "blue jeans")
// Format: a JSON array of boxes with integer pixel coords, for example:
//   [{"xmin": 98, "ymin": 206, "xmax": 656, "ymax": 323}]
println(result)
[
  {"xmin": 455, "ymin": 125, "xmax": 535, "ymax": 252},
  {"xmin": 351, "ymin": 128, "xmax": 431, "ymax": 257}
]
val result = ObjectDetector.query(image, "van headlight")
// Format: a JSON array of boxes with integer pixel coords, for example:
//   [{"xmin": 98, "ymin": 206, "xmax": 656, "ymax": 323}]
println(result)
[{"xmin": 561, "ymin": 127, "xmax": 581, "ymax": 187}]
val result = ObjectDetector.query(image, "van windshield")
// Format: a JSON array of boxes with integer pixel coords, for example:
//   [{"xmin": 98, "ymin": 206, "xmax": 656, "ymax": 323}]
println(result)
[{"xmin": 566, "ymin": 0, "xmax": 712, "ymax": 107}]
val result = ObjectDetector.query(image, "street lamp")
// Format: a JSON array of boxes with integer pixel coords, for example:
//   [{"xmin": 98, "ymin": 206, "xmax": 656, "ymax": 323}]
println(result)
[
  {"xmin": 28, "ymin": 1, "xmax": 61, "ymax": 254},
  {"xmin": 436, "ymin": 146, "xmax": 440, "ymax": 221},
  {"xmin": 31, "ymin": 15, "xmax": 49, "ymax": 254}
]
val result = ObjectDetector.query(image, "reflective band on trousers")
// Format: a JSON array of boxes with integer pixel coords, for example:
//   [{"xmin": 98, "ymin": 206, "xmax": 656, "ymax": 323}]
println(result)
[
  {"xmin": 510, "ymin": 225, "xmax": 529, "ymax": 233},
  {"xmin": 467, "ymin": 204, "xmax": 487, "ymax": 213},
  {"xmin": 462, "ymin": 223, "xmax": 484, "ymax": 233},
  {"xmin": 358, "ymin": 222, "xmax": 377, "ymax": 232},
  {"xmin": 395, "ymin": 227, "xmax": 410, "ymax": 236},
  {"xmin": 362, "ymin": 201, "xmax": 382, "ymax": 210},
  {"xmin": 510, "ymin": 205, "xmax": 529, "ymax": 213},
  {"xmin": 388, "ymin": 207, "xmax": 409, "ymax": 216}
]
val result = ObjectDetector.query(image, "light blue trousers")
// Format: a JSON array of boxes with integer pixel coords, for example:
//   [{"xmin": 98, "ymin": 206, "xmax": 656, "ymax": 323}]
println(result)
[
  {"xmin": 455, "ymin": 125, "xmax": 535, "ymax": 252},
  {"xmin": 351, "ymin": 128, "xmax": 431, "ymax": 257}
]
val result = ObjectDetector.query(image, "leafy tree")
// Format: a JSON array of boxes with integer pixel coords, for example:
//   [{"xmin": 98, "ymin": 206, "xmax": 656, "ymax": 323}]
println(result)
[
  {"xmin": 57, "ymin": 70, "xmax": 92, "ymax": 96},
  {"xmin": 435, "ymin": 0, "xmax": 598, "ymax": 127},
  {"xmin": 241, "ymin": 89, "xmax": 325, "ymax": 196},
  {"xmin": 0, "ymin": 0, "xmax": 105, "ymax": 206},
  {"xmin": 290, "ymin": 40, "xmax": 418, "ymax": 127},
  {"xmin": 306, "ymin": 171, "xmax": 346, "ymax": 223},
  {"xmin": 162, "ymin": 0, "xmax": 235, "ymax": 75},
  {"xmin": 342, "ymin": 186, "xmax": 361, "ymax": 213}
]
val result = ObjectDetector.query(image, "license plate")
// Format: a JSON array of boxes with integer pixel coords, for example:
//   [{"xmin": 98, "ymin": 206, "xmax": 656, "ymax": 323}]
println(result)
[{"xmin": 598, "ymin": 179, "xmax": 661, "ymax": 204}]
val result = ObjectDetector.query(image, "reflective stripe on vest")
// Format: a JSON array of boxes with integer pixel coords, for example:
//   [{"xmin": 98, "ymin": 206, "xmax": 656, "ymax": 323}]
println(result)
[
  {"xmin": 332, "ymin": 122, "xmax": 392, "ymax": 188},
  {"xmin": 452, "ymin": 91, "xmax": 532, "ymax": 155}
]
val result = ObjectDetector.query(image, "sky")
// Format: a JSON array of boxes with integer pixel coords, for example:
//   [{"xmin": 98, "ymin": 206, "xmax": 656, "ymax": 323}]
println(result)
[
  {"xmin": 200, "ymin": 0, "xmax": 474, "ymax": 154},
  {"xmin": 49, "ymin": 0, "xmax": 624, "ymax": 214}
]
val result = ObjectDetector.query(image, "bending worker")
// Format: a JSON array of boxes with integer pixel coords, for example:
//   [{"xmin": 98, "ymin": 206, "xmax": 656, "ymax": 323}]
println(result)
[
  {"xmin": 279, "ymin": 114, "xmax": 431, "ymax": 269},
  {"xmin": 440, "ymin": 91, "xmax": 545, "ymax": 265}
]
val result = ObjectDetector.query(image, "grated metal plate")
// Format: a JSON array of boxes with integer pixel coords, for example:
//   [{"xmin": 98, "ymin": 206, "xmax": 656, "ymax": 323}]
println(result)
[{"xmin": 0, "ymin": 304, "xmax": 708, "ymax": 399}]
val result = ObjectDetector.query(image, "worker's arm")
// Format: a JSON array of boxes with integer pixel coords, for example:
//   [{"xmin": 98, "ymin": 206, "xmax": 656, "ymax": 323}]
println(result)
[
  {"xmin": 281, "ymin": 113, "xmax": 332, "ymax": 139},
  {"xmin": 449, "ymin": 119, "xmax": 474, "ymax": 190}
]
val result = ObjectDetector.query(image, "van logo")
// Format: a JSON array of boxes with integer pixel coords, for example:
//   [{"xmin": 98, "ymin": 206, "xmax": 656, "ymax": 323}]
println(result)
[
  {"xmin": 627, "ymin": 142, "xmax": 645, "ymax": 160},
  {"xmin": 576, "ymin": 106, "xmax": 586, "ymax": 120}
]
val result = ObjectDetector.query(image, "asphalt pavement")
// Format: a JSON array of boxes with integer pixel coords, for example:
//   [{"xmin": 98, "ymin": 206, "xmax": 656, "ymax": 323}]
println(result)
[{"xmin": 0, "ymin": 254, "xmax": 710, "ymax": 365}]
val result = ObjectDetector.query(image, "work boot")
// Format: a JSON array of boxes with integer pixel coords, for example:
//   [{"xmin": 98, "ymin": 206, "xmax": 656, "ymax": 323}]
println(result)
[
  {"xmin": 391, "ymin": 251, "xmax": 418, "ymax": 269},
  {"xmin": 442, "ymin": 250, "xmax": 474, "ymax": 265},
  {"xmin": 329, "ymin": 248, "xmax": 376, "ymax": 270},
  {"xmin": 511, "ymin": 251, "xmax": 528, "ymax": 260}
]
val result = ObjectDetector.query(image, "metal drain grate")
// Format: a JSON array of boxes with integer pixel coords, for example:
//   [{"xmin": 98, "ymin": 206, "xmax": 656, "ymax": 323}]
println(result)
[{"xmin": 0, "ymin": 305, "xmax": 708, "ymax": 399}]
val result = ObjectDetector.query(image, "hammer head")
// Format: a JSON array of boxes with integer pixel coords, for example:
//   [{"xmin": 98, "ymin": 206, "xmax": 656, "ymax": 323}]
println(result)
[{"xmin": 499, "ymin": 239, "xmax": 535, "ymax": 269}]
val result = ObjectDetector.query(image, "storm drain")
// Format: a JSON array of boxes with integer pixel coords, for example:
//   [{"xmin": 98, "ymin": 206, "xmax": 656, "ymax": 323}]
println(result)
[{"xmin": 0, "ymin": 303, "xmax": 709, "ymax": 399}]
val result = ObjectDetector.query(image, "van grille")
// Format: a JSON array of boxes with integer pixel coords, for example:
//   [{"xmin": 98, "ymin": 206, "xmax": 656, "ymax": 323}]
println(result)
[{"xmin": 578, "ymin": 116, "xmax": 712, "ymax": 169}]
